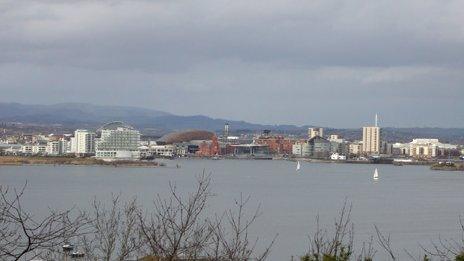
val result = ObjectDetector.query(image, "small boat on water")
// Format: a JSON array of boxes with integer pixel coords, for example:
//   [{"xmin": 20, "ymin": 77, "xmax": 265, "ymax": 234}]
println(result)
[
  {"xmin": 296, "ymin": 161, "xmax": 301, "ymax": 171},
  {"xmin": 373, "ymin": 168, "xmax": 379, "ymax": 180}
]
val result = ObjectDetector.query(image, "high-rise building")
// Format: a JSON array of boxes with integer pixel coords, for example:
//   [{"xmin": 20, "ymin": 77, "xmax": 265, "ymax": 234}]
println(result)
[
  {"xmin": 224, "ymin": 123, "xmax": 230, "ymax": 138},
  {"xmin": 95, "ymin": 122, "xmax": 141, "ymax": 160},
  {"xmin": 362, "ymin": 114, "xmax": 380, "ymax": 155},
  {"xmin": 308, "ymin": 128, "xmax": 324, "ymax": 139},
  {"xmin": 71, "ymin": 130, "xmax": 95, "ymax": 155}
]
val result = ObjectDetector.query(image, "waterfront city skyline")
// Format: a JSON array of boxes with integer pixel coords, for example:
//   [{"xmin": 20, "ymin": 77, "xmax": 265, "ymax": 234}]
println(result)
[{"xmin": 1, "ymin": 1, "xmax": 463, "ymax": 128}]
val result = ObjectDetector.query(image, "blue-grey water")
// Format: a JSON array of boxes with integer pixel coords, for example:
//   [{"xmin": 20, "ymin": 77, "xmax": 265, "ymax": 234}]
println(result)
[{"xmin": 0, "ymin": 160, "xmax": 463, "ymax": 260}]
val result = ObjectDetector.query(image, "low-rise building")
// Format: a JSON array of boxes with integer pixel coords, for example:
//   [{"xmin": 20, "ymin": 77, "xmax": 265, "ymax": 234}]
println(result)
[
  {"xmin": 331, "ymin": 153, "xmax": 347, "ymax": 161},
  {"xmin": 409, "ymin": 139, "xmax": 458, "ymax": 158},
  {"xmin": 46, "ymin": 140, "xmax": 63, "ymax": 156},
  {"xmin": 32, "ymin": 144, "xmax": 47, "ymax": 155},
  {"xmin": 21, "ymin": 145, "xmax": 33, "ymax": 155},
  {"xmin": 392, "ymin": 143, "xmax": 410, "ymax": 156},
  {"xmin": 292, "ymin": 141, "xmax": 310, "ymax": 157},
  {"xmin": 349, "ymin": 141, "xmax": 363, "ymax": 156},
  {"xmin": 151, "ymin": 145, "xmax": 176, "ymax": 157},
  {"xmin": 254, "ymin": 135, "xmax": 294, "ymax": 155},
  {"xmin": 308, "ymin": 136, "xmax": 331, "ymax": 159},
  {"xmin": 409, "ymin": 139, "xmax": 439, "ymax": 158}
]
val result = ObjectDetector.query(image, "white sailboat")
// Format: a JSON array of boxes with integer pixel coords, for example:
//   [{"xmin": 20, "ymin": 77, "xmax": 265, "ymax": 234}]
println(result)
[
  {"xmin": 373, "ymin": 168, "xmax": 379, "ymax": 180},
  {"xmin": 296, "ymin": 161, "xmax": 301, "ymax": 171}
]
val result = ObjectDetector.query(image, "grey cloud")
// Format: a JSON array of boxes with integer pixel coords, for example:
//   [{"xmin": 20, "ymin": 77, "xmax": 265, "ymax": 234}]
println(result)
[{"xmin": 0, "ymin": 0, "xmax": 463, "ymax": 127}]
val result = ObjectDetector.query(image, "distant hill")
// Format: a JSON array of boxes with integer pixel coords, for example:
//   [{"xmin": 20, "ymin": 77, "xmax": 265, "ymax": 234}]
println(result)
[
  {"xmin": 0, "ymin": 102, "xmax": 463, "ymax": 144},
  {"xmin": 0, "ymin": 102, "xmax": 304, "ymax": 135}
]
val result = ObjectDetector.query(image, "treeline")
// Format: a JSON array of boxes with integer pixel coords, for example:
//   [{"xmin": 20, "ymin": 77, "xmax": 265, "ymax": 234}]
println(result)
[{"xmin": 0, "ymin": 174, "xmax": 463, "ymax": 261}]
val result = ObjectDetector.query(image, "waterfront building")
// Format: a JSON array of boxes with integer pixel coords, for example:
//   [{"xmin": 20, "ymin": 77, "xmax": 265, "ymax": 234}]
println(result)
[
  {"xmin": 292, "ymin": 137, "xmax": 331, "ymax": 159},
  {"xmin": 362, "ymin": 114, "xmax": 381, "ymax": 155},
  {"xmin": 1, "ymin": 144, "xmax": 22, "ymax": 155},
  {"xmin": 330, "ymin": 153, "xmax": 347, "ymax": 161},
  {"xmin": 254, "ymin": 135, "xmax": 294, "ymax": 155},
  {"xmin": 21, "ymin": 145, "xmax": 33, "ymax": 155},
  {"xmin": 308, "ymin": 128, "xmax": 324, "ymax": 139},
  {"xmin": 392, "ymin": 143, "xmax": 410, "ymax": 156},
  {"xmin": 349, "ymin": 141, "xmax": 363, "ymax": 156},
  {"xmin": 409, "ymin": 139, "xmax": 439, "ymax": 158},
  {"xmin": 231, "ymin": 144, "xmax": 270, "ymax": 158},
  {"xmin": 71, "ymin": 130, "xmax": 95, "ymax": 156},
  {"xmin": 151, "ymin": 145, "xmax": 176, "ymax": 157},
  {"xmin": 197, "ymin": 135, "xmax": 220, "ymax": 157},
  {"xmin": 408, "ymin": 138, "xmax": 458, "ymax": 158},
  {"xmin": 292, "ymin": 141, "xmax": 310, "ymax": 157},
  {"xmin": 381, "ymin": 141, "xmax": 393, "ymax": 155},
  {"xmin": 330, "ymin": 140, "xmax": 349, "ymax": 156},
  {"xmin": 95, "ymin": 122, "xmax": 141, "ymax": 161},
  {"xmin": 308, "ymin": 136, "xmax": 331, "ymax": 159},
  {"xmin": 32, "ymin": 144, "xmax": 47, "ymax": 155},
  {"xmin": 46, "ymin": 140, "xmax": 63, "ymax": 156}
]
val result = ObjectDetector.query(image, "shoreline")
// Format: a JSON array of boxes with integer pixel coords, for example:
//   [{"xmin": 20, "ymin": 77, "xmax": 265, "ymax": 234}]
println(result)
[
  {"xmin": 1, "ymin": 156, "xmax": 461, "ymax": 170},
  {"xmin": 0, "ymin": 156, "xmax": 162, "ymax": 167}
]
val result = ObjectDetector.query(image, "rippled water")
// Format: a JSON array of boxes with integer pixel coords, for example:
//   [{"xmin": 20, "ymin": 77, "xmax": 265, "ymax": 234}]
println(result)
[{"xmin": 1, "ymin": 160, "xmax": 463, "ymax": 260}]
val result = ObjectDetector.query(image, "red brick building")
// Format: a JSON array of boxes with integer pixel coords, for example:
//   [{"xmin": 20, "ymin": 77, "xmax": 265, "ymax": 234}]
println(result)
[
  {"xmin": 254, "ymin": 136, "xmax": 295, "ymax": 155},
  {"xmin": 196, "ymin": 135, "xmax": 220, "ymax": 157}
]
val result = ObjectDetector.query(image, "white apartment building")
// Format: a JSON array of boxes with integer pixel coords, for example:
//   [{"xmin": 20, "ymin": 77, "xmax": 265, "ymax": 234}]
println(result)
[
  {"xmin": 151, "ymin": 145, "xmax": 176, "ymax": 157},
  {"xmin": 308, "ymin": 128, "xmax": 324, "ymax": 139},
  {"xmin": 95, "ymin": 122, "xmax": 141, "ymax": 161},
  {"xmin": 46, "ymin": 140, "xmax": 63, "ymax": 156},
  {"xmin": 408, "ymin": 139, "xmax": 458, "ymax": 158},
  {"xmin": 392, "ymin": 143, "xmax": 410, "ymax": 155},
  {"xmin": 292, "ymin": 141, "xmax": 310, "ymax": 157},
  {"xmin": 21, "ymin": 145, "xmax": 33, "ymax": 154},
  {"xmin": 349, "ymin": 142, "xmax": 363, "ymax": 156},
  {"xmin": 71, "ymin": 130, "xmax": 95, "ymax": 155},
  {"xmin": 32, "ymin": 144, "xmax": 47, "ymax": 155},
  {"xmin": 362, "ymin": 126, "xmax": 380, "ymax": 155},
  {"xmin": 328, "ymin": 135, "xmax": 344, "ymax": 143}
]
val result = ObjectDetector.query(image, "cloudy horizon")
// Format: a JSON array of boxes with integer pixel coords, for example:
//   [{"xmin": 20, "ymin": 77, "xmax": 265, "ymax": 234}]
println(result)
[{"xmin": 1, "ymin": 0, "xmax": 463, "ymax": 128}]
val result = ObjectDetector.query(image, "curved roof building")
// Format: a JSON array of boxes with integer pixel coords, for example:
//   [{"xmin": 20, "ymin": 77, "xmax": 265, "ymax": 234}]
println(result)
[
  {"xmin": 99, "ymin": 121, "xmax": 135, "ymax": 131},
  {"xmin": 158, "ymin": 130, "xmax": 215, "ymax": 144}
]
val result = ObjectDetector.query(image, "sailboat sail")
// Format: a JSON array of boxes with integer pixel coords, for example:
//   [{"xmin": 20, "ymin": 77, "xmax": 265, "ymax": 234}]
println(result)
[
  {"xmin": 373, "ymin": 168, "xmax": 379, "ymax": 180},
  {"xmin": 296, "ymin": 161, "xmax": 301, "ymax": 171}
]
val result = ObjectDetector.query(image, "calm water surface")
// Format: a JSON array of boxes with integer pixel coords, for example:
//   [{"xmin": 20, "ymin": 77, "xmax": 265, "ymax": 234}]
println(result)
[{"xmin": 0, "ymin": 160, "xmax": 463, "ymax": 260}]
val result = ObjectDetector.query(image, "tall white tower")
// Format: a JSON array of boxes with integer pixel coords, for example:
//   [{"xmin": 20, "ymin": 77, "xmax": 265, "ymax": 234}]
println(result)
[{"xmin": 362, "ymin": 114, "xmax": 381, "ymax": 155}]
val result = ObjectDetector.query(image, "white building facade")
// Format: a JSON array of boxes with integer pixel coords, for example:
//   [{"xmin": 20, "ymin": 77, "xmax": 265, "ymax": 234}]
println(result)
[
  {"xmin": 71, "ymin": 130, "xmax": 95, "ymax": 155},
  {"xmin": 95, "ymin": 122, "xmax": 141, "ymax": 161}
]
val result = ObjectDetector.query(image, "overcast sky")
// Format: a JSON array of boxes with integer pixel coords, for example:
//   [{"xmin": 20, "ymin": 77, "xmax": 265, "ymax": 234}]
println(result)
[{"xmin": 0, "ymin": 0, "xmax": 463, "ymax": 128}]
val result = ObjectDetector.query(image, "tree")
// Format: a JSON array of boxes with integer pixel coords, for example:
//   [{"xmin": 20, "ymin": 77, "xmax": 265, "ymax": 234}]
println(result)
[
  {"xmin": 301, "ymin": 201, "xmax": 354, "ymax": 261},
  {"xmin": 0, "ymin": 183, "xmax": 86, "ymax": 260},
  {"xmin": 80, "ymin": 194, "xmax": 141, "ymax": 261},
  {"xmin": 207, "ymin": 194, "xmax": 276, "ymax": 260},
  {"xmin": 138, "ymin": 172, "xmax": 214, "ymax": 260}
]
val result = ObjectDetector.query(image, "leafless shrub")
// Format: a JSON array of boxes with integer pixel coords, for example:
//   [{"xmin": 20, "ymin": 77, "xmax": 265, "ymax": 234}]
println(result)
[
  {"xmin": 138, "ymin": 172, "xmax": 214, "ymax": 260},
  {"xmin": 0, "ymin": 173, "xmax": 274, "ymax": 260},
  {"xmin": 0, "ymin": 183, "xmax": 86, "ymax": 260},
  {"xmin": 302, "ymin": 201, "xmax": 354, "ymax": 261},
  {"xmin": 357, "ymin": 236, "xmax": 376, "ymax": 261},
  {"xmin": 207, "ymin": 194, "xmax": 277, "ymax": 260},
  {"xmin": 79, "ymin": 194, "xmax": 141, "ymax": 261},
  {"xmin": 420, "ymin": 216, "xmax": 464, "ymax": 260},
  {"xmin": 374, "ymin": 225, "xmax": 396, "ymax": 260}
]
